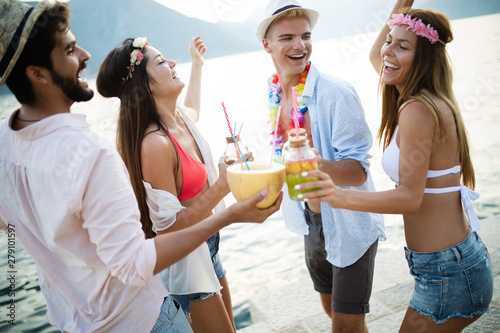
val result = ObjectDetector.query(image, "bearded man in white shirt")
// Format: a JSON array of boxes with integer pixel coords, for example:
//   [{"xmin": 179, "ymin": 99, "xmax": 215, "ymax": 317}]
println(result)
[{"xmin": 0, "ymin": 1, "xmax": 281, "ymax": 332}]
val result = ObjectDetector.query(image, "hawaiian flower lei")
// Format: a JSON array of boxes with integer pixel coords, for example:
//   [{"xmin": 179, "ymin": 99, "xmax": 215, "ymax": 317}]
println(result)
[
  {"xmin": 123, "ymin": 37, "xmax": 150, "ymax": 82},
  {"xmin": 268, "ymin": 62, "xmax": 310, "ymax": 146},
  {"xmin": 387, "ymin": 13, "xmax": 444, "ymax": 45}
]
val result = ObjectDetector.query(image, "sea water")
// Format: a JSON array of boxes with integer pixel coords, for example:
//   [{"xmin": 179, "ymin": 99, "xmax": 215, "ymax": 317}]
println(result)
[{"xmin": 0, "ymin": 13, "xmax": 499, "ymax": 332}]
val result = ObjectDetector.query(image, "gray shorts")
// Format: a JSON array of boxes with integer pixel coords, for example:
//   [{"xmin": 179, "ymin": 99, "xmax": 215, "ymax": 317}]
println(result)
[{"xmin": 304, "ymin": 204, "xmax": 377, "ymax": 314}]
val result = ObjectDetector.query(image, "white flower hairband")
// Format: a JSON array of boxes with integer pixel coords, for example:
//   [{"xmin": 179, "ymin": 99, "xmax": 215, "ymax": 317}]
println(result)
[{"xmin": 123, "ymin": 37, "xmax": 149, "ymax": 82}]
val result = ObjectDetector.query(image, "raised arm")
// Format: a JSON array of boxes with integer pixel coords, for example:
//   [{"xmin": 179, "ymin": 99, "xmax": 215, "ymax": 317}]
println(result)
[
  {"xmin": 184, "ymin": 36, "xmax": 206, "ymax": 122},
  {"xmin": 369, "ymin": 0, "xmax": 414, "ymax": 72}
]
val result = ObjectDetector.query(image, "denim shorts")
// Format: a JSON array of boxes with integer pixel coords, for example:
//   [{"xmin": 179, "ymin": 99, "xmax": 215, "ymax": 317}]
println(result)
[
  {"xmin": 171, "ymin": 292, "xmax": 215, "ymax": 314},
  {"xmin": 405, "ymin": 230, "xmax": 493, "ymax": 324},
  {"xmin": 207, "ymin": 232, "xmax": 226, "ymax": 279},
  {"xmin": 150, "ymin": 296, "xmax": 193, "ymax": 332}
]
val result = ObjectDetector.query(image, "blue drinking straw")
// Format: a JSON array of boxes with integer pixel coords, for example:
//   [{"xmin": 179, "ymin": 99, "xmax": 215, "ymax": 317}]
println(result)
[{"xmin": 233, "ymin": 122, "xmax": 250, "ymax": 170}]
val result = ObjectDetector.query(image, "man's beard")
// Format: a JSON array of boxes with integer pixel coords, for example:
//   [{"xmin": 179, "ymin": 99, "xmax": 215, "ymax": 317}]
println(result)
[{"xmin": 50, "ymin": 63, "xmax": 94, "ymax": 102}]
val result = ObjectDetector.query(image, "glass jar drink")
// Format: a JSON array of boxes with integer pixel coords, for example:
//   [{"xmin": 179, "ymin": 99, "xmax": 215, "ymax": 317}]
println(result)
[
  {"xmin": 283, "ymin": 136, "xmax": 318, "ymax": 200},
  {"xmin": 224, "ymin": 135, "xmax": 249, "ymax": 164},
  {"xmin": 282, "ymin": 128, "xmax": 307, "ymax": 164}
]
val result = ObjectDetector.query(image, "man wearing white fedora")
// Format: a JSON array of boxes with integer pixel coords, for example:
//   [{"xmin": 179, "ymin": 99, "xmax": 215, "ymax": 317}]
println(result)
[
  {"xmin": 257, "ymin": 0, "xmax": 386, "ymax": 331},
  {"xmin": 0, "ymin": 0, "xmax": 281, "ymax": 332}
]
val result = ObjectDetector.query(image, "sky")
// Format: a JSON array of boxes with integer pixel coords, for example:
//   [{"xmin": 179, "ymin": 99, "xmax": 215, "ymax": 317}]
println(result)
[{"xmin": 153, "ymin": 0, "xmax": 269, "ymax": 23}]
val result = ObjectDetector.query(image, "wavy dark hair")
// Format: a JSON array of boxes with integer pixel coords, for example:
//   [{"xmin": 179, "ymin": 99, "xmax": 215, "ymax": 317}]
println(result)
[
  {"xmin": 378, "ymin": 8, "xmax": 475, "ymax": 189},
  {"xmin": 97, "ymin": 38, "xmax": 177, "ymax": 238}
]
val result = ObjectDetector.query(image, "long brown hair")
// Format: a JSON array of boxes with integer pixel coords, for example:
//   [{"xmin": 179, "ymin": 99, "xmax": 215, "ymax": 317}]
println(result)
[
  {"xmin": 378, "ymin": 9, "xmax": 475, "ymax": 189},
  {"xmin": 96, "ymin": 38, "xmax": 175, "ymax": 238}
]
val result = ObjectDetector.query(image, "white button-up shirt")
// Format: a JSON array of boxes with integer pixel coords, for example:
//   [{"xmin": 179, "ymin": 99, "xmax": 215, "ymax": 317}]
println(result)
[{"xmin": 0, "ymin": 112, "xmax": 167, "ymax": 332}]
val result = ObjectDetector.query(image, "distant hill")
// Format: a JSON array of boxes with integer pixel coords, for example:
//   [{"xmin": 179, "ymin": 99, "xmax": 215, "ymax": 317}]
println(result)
[
  {"xmin": 1, "ymin": 0, "xmax": 499, "ymax": 97},
  {"xmin": 18, "ymin": 0, "xmax": 259, "ymax": 74},
  {"xmin": 14, "ymin": 0, "xmax": 500, "ymax": 69},
  {"xmin": 62, "ymin": 0, "xmax": 500, "ymax": 71},
  {"xmin": 65, "ymin": 0, "xmax": 260, "ymax": 74}
]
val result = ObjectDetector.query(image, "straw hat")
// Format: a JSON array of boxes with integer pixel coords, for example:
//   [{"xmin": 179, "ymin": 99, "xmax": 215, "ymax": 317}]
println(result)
[
  {"xmin": 0, "ymin": 0, "xmax": 57, "ymax": 87},
  {"xmin": 256, "ymin": 0, "xmax": 319, "ymax": 41}
]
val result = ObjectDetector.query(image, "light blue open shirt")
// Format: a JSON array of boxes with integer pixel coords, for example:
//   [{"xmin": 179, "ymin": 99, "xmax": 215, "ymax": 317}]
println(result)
[{"xmin": 281, "ymin": 63, "xmax": 386, "ymax": 268}]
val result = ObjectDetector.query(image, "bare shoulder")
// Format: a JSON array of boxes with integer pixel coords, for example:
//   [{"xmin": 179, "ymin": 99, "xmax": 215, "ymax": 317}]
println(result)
[
  {"xmin": 141, "ymin": 127, "xmax": 176, "ymax": 165},
  {"xmin": 141, "ymin": 126, "xmax": 180, "ymax": 192},
  {"xmin": 398, "ymin": 99, "xmax": 436, "ymax": 138},
  {"xmin": 399, "ymin": 99, "xmax": 436, "ymax": 126}
]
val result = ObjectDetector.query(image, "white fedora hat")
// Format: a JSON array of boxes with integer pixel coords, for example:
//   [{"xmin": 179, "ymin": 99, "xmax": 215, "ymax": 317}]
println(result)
[
  {"xmin": 256, "ymin": 0, "xmax": 319, "ymax": 41},
  {"xmin": 0, "ymin": 0, "xmax": 57, "ymax": 87}
]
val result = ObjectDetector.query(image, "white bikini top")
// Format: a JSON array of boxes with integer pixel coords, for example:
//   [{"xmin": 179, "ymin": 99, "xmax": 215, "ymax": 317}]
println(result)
[{"xmin": 381, "ymin": 126, "xmax": 481, "ymax": 231}]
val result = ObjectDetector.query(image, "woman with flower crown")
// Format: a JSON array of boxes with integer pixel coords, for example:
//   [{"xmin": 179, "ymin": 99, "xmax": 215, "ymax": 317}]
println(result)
[
  {"xmin": 96, "ymin": 36, "xmax": 242, "ymax": 332},
  {"xmin": 298, "ymin": 0, "xmax": 493, "ymax": 331}
]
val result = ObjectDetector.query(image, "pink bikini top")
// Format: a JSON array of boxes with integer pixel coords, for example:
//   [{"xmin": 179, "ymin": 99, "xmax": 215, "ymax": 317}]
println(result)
[{"xmin": 168, "ymin": 132, "xmax": 208, "ymax": 201}]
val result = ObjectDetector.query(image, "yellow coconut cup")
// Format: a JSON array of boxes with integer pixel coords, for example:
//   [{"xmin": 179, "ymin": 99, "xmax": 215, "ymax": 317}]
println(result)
[{"xmin": 227, "ymin": 162, "xmax": 285, "ymax": 208}]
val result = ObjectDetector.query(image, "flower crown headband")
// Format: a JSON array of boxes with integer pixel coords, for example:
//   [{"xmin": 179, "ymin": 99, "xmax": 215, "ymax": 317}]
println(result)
[
  {"xmin": 387, "ymin": 13, "xmax": 445, "ymax": 46},
  {"xmin": 122, "ymin": 37, "xmax": 150, "ymax": 82}
]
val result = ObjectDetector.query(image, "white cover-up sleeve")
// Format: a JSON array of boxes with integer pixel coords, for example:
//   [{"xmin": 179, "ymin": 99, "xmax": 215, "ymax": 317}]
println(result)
[
  {"xmin": 143, "ymin": 181, "xmax": 186, "ymax": 233},
  {"xmin": 142, "ymin": 181, "xmax": 221, "ymax": 295}
]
